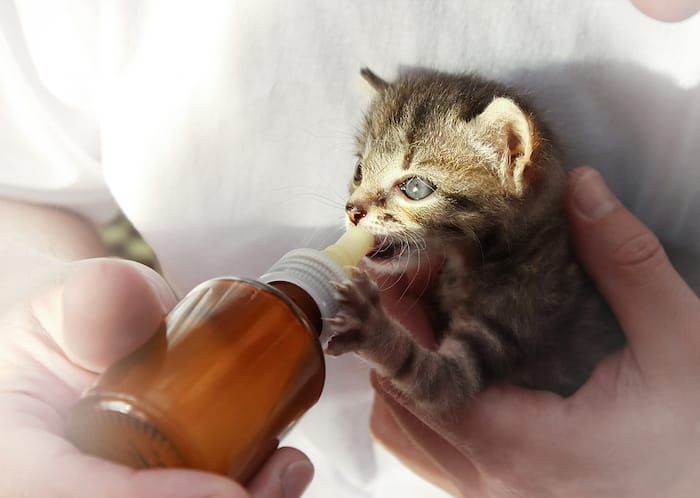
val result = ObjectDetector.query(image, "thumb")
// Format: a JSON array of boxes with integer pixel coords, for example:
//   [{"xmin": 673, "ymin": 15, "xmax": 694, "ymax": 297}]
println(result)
[
  {"xmin": 247, "ymin": 447, "xmax": 314, "ymax": 498},
  {"xmin": 33, "ymin": 258, "xmax": 178, "ymax": 372},
  {"xmin": 565, "ymin": 167, "xmax": 700, "ymax": 373}
]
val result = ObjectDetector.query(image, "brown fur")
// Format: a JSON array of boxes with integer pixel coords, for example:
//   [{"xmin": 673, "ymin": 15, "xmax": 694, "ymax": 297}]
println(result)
[{"xmin": 326, "ymin": 69, "xmax": 624, "ymax": 413}]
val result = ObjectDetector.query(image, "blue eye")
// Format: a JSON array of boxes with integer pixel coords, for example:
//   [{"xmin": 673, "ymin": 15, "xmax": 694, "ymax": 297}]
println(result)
[{"xmin": 399, "ymin": 176, "xmax": 436, "ymax": 200}]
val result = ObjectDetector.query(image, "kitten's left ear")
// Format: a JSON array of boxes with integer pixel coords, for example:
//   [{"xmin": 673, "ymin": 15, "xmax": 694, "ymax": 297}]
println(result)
[
  {"xmin": 360, "ymin": 67, "xmax": 390, "ymax": 93},
  {"xmin": 473, "ymin": 97, "xmax": 536, "ymax": 196}
]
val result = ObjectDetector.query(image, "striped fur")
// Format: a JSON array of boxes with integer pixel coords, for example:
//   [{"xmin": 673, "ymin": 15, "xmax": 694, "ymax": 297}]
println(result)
[{"xmin": 326, "ymin": 69, "xmax": 625, "ymax": 414}]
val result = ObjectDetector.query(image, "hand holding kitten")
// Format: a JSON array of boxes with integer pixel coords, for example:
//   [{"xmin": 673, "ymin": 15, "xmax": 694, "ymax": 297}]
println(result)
[{"xmin": 370, "ymin": 167, "xmax": 700, "ymax": 498}]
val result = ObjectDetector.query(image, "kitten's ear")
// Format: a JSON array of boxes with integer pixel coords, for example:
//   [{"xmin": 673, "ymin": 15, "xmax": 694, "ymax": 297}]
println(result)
[
  {"xmin": 473, "ymin": 97, "xmax": 535, "ymax": 196},
  {"xmin": 361, "ymin": 67, "xmax": 390, "ymax": 93}
]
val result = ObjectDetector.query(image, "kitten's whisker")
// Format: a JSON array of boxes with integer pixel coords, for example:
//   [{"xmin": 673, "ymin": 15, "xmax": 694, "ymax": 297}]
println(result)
[
  {"xmin": 372, "ymin": 234, "xmax": 408, "ymax": 293},
  {"xmin": 397, "ymin": 245, "xmax": 422, "ymax": 305},
  {"xmin": 395, "ymin": 232, "xmax": 429, "ymax": 306},
  {"xmin": 467, "ymin": 228, "xmax": 485, "ymax": 265},
  {"xmin": 293, "ymin": 190, "xmax": 347, "ymax": 210},
  {"xmin": 504, "ymin": 232, "xmax": 513, "ymax": 256},
  {"xmin": 376, "ymin": 268, "xmax": 405, "ymax": 293}
]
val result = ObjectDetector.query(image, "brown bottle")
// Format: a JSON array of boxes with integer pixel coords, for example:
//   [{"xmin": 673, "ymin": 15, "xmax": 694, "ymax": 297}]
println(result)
[{"xmin": 65, "ymin": 227, "xmax": 373, "ymax": 483}]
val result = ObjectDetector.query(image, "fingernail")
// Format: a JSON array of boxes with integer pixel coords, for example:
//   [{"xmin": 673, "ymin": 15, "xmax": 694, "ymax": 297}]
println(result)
[
  {"xmin": 570, "ymin": 168, "xmax": 620, "ymax": 220},
  {"xmin": 281, "ymin": 461, "xmax": 314, "ymax": 498}
]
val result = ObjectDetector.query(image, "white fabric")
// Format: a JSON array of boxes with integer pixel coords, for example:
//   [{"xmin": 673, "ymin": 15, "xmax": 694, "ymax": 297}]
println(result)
[
  {"xmin": 1, "ymin": 1, "xmax": 700, "ymax": 497},
  {"xmin": 0, "ymin": 1, "xmax": 113, "ymax": 220}
]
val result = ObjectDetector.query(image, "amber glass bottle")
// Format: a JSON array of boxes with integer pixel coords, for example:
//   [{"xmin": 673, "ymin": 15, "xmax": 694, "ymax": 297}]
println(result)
[{"xmin": 65, "ymin": 228, "xmax": 372, "ymax": 483}]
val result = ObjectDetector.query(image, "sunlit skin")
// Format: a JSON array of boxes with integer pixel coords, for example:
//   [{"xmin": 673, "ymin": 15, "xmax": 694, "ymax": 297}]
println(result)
[{"xmin": 630, "ymin": 0, "xmax": 700, "ymax": 21}]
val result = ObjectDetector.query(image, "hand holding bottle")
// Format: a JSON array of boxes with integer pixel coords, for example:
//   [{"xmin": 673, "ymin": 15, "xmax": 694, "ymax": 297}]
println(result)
[{"xmin": 0, "ymin": 247, "xmax": 313, "ymax": 498}]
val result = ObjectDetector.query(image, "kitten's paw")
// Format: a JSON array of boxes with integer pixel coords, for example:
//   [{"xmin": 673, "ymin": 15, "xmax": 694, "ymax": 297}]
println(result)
[{"xmin": 325, "ymin": 268, "xmax": 385, "ymax": 356}]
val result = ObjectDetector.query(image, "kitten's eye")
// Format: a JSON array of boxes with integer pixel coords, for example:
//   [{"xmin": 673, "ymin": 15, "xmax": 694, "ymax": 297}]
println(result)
[
  {"xmin": 353, "ymin": 159, "xmax": 363, "ymax": 185},
  {"xmin": 399, "ymin": 176, "xmax": 436, "ymax": 200}
]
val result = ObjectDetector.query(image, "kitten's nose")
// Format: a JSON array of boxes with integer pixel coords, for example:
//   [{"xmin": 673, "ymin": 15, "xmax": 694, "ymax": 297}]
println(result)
[{"xmin": 345, "ymin": 203, "xmax": 367, "ymax": 225}]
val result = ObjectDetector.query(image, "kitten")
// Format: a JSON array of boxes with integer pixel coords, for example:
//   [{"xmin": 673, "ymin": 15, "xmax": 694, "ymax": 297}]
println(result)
[{"xmin": 325, "ymin": 68, "xmax": 625, "ymax": 414}]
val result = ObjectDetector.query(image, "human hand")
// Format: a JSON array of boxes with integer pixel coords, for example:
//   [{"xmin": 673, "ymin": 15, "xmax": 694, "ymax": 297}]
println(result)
[
  {"xmin": 0, "ymin": 257, "xmax": 313, "ymax": 498},
  {"xmin": 369, "ymin": 167, "xmax": 700, "ymax": 497},
  {"xmin": 630, "ymin": 0, "xmax": 700, "ymax": 22}
]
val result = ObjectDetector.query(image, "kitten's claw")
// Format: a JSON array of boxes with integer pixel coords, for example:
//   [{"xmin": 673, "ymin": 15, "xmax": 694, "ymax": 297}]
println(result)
[
  {"xmin": 331, "ymin": 268, "xmax": 380, "ymax": 313},
  {"xmin": 324, "ymin": 312, "xmax": 363, "ymax": 334},
  {"xmin": 325, "ymin": 331, "xmax": 364, "ymax": 356},
  {"xmin": 325, "ymin": 268, "xmax": 386, "ymax": 356}
]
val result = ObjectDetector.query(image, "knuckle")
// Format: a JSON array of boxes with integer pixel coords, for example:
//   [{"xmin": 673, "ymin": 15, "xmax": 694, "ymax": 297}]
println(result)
[{"xmin": 610, "ymin": 230, "xmax": 667, "ymax": 274}]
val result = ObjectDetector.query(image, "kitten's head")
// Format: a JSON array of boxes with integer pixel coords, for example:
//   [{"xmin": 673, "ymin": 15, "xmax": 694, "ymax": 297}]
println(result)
[{"xmin": 347, "ymin": 68, "xmax": 564, "ymax": 273}]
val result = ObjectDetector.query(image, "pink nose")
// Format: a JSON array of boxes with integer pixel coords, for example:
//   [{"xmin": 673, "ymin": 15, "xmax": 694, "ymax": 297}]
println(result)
[{"xmin": 345, "ymin": 203, "xmax": 367, "ymax": 225}]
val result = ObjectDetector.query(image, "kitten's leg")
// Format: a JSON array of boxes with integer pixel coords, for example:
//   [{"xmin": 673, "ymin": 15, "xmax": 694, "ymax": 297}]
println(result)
[{"xmin": 326, "ymin": 269, "xmax": 490, "ymax": 413}]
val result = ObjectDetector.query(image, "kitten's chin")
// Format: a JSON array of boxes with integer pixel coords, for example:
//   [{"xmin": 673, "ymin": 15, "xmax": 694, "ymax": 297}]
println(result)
[
  {"xmin": 361, "ymin": 254, "xmax": 412, "ymax": 275},
  {"xmin": 361, "ymin": 252, "xmax": 445, "ymax": 295},
  {"xmin": 363, "ymin": 240, "xmax": 412, "ymax": 274},
  {"xmin": 359, "ymin": 234, "xmax": 445, "ymax": 276},
  {"xmin": 362, "ymin": 250, "xmax": 443, "ymax": 277}
]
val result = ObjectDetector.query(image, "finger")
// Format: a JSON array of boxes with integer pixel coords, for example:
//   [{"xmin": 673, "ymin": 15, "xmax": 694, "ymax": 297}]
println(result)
[
  {"xmin": 375, "ymin": 271, "xmax": 440, "ymax": 349},
  {"xmin": 630, "ymin": 0, "xmax": 700, "ymax": 21},
  {"xmin": 370, "ymin": 393, "xmax": 461, "ymax": 496},
  {"xmin": 32, "ymin": 258, "xmax": 178, "ymax": 372},
  {"xmin": 2, "ymin": 428, "xmax": 247, "ymax": 498},
  {"xmin": 371, "ymin": 373, "xmax": 566, "ymax": 481},
  {"xmin": 57, "ymin": 456, "xmax": 247, "ymax": 498},
  {"xmin": 371, "ymin": 377, "xmax": 495, "ymax": 497},
  {"xmin": 566, "ymin": 167, "xmax": 700, "ymax": 373},
  {"xmin": 247, "ymin": 447, "xmax": 313, "ymax": 498}
]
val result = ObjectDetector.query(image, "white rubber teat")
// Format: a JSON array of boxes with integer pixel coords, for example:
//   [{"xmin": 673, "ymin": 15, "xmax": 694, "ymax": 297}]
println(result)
[{"xmin": 322, "ymin": 225, "xmax": 374, "ymax": 270}]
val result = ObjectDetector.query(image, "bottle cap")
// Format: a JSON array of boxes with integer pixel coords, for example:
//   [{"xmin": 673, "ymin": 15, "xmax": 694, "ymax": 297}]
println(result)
[
  {"xmin": 321, "ymin": 225, "xmax": 374, "ymax": 269},
  {"xmin": 259, "ymin": 227, "xmax": 373, "ymax": 341}
]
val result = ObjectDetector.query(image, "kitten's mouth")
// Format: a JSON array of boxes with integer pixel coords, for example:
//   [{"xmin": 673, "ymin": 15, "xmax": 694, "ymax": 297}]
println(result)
[{"xmin": 368, "ymin": 240, "xmax": 401, "ymax": 260}]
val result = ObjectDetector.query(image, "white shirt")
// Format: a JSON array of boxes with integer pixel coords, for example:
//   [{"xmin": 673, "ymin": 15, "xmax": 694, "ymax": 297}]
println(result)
[{"xmin": 2, "ymin": 1, "xmax": 699, "ymax": 496}]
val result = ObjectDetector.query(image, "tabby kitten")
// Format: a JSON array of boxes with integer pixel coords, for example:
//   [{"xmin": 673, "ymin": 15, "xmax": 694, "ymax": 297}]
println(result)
[{"xmin": 325, "ymin": 68, "xmax": 624, "ymax": 413}]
